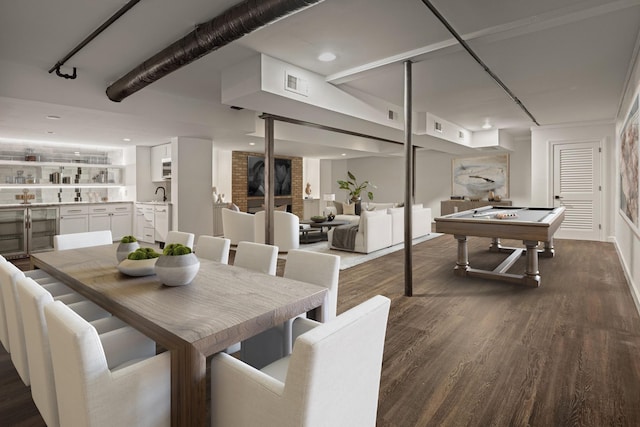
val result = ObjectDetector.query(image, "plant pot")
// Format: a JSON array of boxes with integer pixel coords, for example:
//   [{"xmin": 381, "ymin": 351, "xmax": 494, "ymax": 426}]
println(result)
[
  {"xmin": 116, "ymin": 241, "xmax": 140, "ymax": 262},
  {"xmin": 155, "ymin": 253, "xmax": 200, "ymax": 286}
]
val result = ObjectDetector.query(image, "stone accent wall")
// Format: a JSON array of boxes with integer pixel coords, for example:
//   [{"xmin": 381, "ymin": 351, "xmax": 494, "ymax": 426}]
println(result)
[{"xmin": 231, "ymin": 151, "xmax": 303, "ymax": 218}]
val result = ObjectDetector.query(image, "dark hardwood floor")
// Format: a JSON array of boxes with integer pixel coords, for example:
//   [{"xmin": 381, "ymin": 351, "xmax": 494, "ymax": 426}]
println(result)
[{"xmin": 2, "ymin": 236, "xmax": 640, "ymax": 426}]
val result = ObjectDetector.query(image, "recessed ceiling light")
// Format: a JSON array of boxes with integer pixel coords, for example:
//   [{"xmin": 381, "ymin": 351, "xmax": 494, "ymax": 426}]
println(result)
[
  {"xmin": 318, "ymin": 52, "xmax": 337, "ymax": 62},
  {"xmin": 249, "ymin": 142, "xmax": 256, "ymax": 146},
  {"xmin": 341, "ymin": 153, "xmax": 346, "ymax": 156},
  {"xmin": 482, "ymin": 120, "xmax": 492, "ymax": 129},
  {"xmin": 46, "ymin": 115, "xmax": 61, "ymax": 120},
  {"xmin": 122, "ymin": 138, "xmax": 131, "ymax": 142},
  {"xmin": 46, "ymin": 131, "xmax": 55, "ymax": 134}
]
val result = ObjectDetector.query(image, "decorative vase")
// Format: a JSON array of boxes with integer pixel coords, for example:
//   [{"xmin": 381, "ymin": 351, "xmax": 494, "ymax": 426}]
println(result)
[
  {"xmin": 155, "ymin": 253, "xmax": 200, "ymax": 286},
  {"xmin": 116, "ymin": 241, "xmax": 140, "ymax": 262}
]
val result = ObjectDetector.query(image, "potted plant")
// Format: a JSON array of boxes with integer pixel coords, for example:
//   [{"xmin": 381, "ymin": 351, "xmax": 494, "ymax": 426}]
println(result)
[
  {"xmin": 337, "ymin": 171, "xmax": 375, "ymax": 203},
  {"xmin": 116, "ymin": 235, "xmax": 140, "ymax": 262},
  {"xmin": 155, "ymin": 243, "xmax": 200, "ymax": 286}
]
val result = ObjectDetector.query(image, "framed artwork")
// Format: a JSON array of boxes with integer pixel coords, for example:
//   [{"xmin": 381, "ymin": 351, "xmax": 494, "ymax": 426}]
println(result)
[
  {"xmin": 247, "ymin": 155, "xmax": 292, "ymax": 197},
  {"xmin": 619, "ymin": 94, "xmax": 639, "ymax": 231},
  {"xmin": 452, "ymin": 154, "xmax": 509, "ymax": 198}
]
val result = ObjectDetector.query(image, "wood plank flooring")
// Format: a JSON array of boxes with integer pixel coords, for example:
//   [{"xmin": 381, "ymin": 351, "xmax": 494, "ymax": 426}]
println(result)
[{"xmin": 2, "ymin": 235, "xmax": 640, "ymax": 426}]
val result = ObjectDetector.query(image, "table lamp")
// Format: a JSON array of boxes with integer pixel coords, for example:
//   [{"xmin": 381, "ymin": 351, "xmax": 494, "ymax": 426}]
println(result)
[{"xmin": 323, "ymin": 193, "xmax": 336, "ymax": 216}]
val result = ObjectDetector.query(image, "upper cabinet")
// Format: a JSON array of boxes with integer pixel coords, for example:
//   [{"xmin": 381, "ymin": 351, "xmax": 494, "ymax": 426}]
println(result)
[{"xmin": 151, "ymin": 143, "xmax": 171, "ymax": 182}]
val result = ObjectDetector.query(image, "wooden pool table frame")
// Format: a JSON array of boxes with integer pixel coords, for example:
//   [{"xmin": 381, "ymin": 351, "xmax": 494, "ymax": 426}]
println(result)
[{"xmin": 435, "ymin": 206, "xmax": 566, "ymax": 287}]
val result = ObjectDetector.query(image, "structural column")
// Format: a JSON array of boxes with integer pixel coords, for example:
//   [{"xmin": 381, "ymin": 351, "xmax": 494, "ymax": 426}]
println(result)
[
  {"xmin": 264, "ymin": 117, "xmax": 275, "ymax": 245},
  {"xmin": 404, "ymin": 60, "xmax": 413, "ymax": 297}
]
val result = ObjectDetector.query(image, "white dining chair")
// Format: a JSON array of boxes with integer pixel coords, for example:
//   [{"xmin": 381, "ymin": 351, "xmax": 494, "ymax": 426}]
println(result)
[
  {"xmin": 195, "ymin": 235, "xmax": 231, "ymax": 264},
  {"xmin": 0, "ymin": 262, "xmax": 85, "ymax": 385},
  {"xmin": 165, "ymin": 230, "xmax": 195, "ymax": 249},
  {"xmin": 45, "ymin": 300, "xmax": 171, "ymax": 427},
  {"xmin": 17, "ymin": 277, "xmax": 124, "ymax": 427},
  {"xmin": 233, "ymin": 241, "xmax": 278, "ymax": 275},
  {"xmin": 53, "ymin": 230, "xmax": 113, "ymax": 251},
  {"xmin": 211, "ymin": 295, "xmax": 391, "ymax": 427},
  {"xmin": 241, "ymin": 249, "xmax": 340, "ymax": 369}
]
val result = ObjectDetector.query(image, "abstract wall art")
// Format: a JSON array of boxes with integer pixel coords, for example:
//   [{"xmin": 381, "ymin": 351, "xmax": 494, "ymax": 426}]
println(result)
[
  {"xmin": 452, "ymin": 154, "xmax": 509, "ymax": 199},
  {"xmin": 619, "ymin": 94, "xmax": 639, "ymax": 231}
]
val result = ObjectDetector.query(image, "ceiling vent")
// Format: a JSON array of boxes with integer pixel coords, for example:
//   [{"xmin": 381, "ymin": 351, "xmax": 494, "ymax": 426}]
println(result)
[{"xmin": 434, "ymin": 121, "xmax": 443, "ymax": 133}]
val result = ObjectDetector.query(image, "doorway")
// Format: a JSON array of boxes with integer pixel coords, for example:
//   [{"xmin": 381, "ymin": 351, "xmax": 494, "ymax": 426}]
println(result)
[{"xmin": 552, "ymin": 140, "xmax": 602, "ymax": 240}]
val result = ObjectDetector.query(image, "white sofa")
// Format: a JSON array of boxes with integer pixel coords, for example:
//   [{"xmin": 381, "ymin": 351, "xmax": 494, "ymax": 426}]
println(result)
[
  {"xmin": 221, "ymin": 208, "xmax": 299, "ymax": 252},
  {"xmin": 328, "ymin": 204, "xmax": 432, "ymax": 254}
]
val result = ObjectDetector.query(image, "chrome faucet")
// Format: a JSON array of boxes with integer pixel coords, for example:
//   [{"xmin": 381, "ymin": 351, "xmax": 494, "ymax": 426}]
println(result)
[{"xmin": 155, "ymin": 186, "xmax": 167, "ymax": 202}]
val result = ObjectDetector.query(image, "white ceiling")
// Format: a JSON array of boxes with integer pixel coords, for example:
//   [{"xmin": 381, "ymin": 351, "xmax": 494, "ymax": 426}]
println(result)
[{"xmin": 1, "ymin": 0, "xmax": 639, "ymax": 158}]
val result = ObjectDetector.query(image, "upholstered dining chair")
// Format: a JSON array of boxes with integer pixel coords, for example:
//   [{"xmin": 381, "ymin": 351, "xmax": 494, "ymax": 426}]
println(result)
[
  {"xmin": 195, "ymin": 235, "xmax": 231, "ymax": 264},
  {"xmin": 53, "ymin": 230, "xmax": 113, "ymax": 251},
  {"xmin": 254, "ymin": 210, "xmax": 300, "ymax": 252},
  {"xmin": 211, "ymin": 295, "xmax": 391, "ymax": 427},
  {"xmin": 165, "ymin": 230, "xmax": 195, "ymax": 249},
  {"xmin": 17, "ymin": 277, "xmax": 126, "ymax": 427},
  {"xmin": 45, "ymin": 300, "xmax": 171, "ymax": 427},
  {"xmin": 241, "ymin": 249, "xmax": 340, "ymax": 369},
  {"xmin": 233, "ymin": 241, "xmax": 278, "ymax": 276},
  {"xmin": 0, "ymin": 261, "xmax": 87, "ymax": 383},
  {"xmin": 221, "ymin": 208, "xmax": 255, "ymax": 246}
]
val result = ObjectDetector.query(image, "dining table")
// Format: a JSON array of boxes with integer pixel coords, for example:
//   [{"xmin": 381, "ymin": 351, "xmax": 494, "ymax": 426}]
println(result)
[{"xmin": 31, "ymin": 243, "xmax": 328, "ymax": 427}]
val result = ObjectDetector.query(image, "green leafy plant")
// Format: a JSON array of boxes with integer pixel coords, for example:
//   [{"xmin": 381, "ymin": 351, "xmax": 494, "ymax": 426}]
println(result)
[
  {"xmin": 337, "ymin": 171, "xmax": 374, "ymax": 201},
  {"xmin": 127, "ymin": 247, "xmax": 161, "ymax": 260},
  {"xmin": 163, "ymin": 243, "xmax": 193, "ymax": 256},
  {"xmin": 120, "ymin": 235, "xmax": 137, "ymax": 243}
]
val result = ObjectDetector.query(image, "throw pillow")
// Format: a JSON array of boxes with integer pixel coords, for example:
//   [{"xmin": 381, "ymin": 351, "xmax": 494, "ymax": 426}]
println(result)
[
  {"xmin": 227, "ymin": 203, "xmax": 240, "ymax": 212},
  {"xmin": 332, "ymin": 201, "xmax": 344, "ymax": 214},
  {"xmin": 343, "ymin": 203, "xmax": 356, "ymax": 215}
]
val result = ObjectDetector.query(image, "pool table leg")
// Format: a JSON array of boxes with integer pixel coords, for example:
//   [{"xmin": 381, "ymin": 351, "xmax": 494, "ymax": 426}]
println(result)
[
  {"xmin": 540, "ymin": 238, "xmax": 555, "ymax": 258},
  {"xmin": 489, "ymin": 237, "xmax": 503, "ymax": 252},
  {"xmin": 454, "ymin": 235, "xmax": 470, "ymax": 275},
  {"xmin": 523, "ymin": 240, "xmax": 541, "ymax": 287}
]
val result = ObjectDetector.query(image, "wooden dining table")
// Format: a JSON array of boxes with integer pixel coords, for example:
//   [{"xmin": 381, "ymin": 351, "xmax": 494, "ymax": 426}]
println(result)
[{"xmin": 31, "ymin": 244, "xmax": 327, "ymax": 427}]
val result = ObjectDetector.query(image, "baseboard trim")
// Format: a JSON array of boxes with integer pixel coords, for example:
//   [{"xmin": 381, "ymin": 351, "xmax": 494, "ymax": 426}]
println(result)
[{"xmin": 612, "ymin": 237, "xmax": 640, "ymax": 316}]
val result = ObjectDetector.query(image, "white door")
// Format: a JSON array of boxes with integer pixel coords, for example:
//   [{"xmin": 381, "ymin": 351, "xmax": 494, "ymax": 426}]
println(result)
[{"xmin": 552, "ymin": 141, "xmax": 601, "ymax": 240}]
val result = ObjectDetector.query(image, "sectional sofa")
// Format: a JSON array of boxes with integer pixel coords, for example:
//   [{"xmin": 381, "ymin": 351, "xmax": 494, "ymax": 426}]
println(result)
[{"xmin": 327, "ymin": 202, "xmax": 432, "ymax": 254}]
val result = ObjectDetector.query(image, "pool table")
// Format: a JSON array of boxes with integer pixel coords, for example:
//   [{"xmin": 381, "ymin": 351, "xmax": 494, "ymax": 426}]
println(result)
[{"xmin": 434, "ymin": 206, "xmax": 565, "ymax": 287}]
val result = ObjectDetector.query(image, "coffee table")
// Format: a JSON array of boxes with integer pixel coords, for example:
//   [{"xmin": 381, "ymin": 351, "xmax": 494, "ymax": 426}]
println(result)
[{"xmin": 300, "ymin": 219, "xmax": 349, "ymax": 243}]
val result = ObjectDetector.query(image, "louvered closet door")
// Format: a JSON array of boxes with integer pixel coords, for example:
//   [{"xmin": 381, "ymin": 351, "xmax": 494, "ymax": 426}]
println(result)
[{"xmin": 553, "ymin": 141, "xmax": 601, "ymax": 240}]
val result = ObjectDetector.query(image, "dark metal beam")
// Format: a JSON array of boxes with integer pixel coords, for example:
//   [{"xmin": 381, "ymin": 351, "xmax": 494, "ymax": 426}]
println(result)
[
  {"xmin": 420, "ymin": 0, "xmax": 540, "ymax": 126},
  {"xmin": 404, "ymin": 60, "xmax": 413, "ymax": 297},
  {"xmin": 259, "ymin": 113, "xmax": 403, "ymax": 145},
  {"xmin": 264, "ymin": 117, "xmax": 275, "ymax": 245},
  {"xmin": 48, "ymin": 0, "xmax": 142, "ymax": 76}
]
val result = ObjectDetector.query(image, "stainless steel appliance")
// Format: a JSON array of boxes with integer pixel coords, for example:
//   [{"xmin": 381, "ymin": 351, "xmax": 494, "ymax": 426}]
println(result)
[
  {"xmin": 0, "ymin": 207, "xmax": 59, "ymax": 259},
  {"xmin": 161, "ymin": 158, "xmax": 171, "ymax": 179}
]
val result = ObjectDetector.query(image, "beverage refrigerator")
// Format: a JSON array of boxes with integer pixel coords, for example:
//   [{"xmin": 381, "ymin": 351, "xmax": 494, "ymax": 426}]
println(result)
[{"xmin": 0, "ymin": 207, "xmax": 59, "ymax": 259}]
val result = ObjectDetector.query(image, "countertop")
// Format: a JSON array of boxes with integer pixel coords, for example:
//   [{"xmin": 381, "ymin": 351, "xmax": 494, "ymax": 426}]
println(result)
[{"xmin": 0, "ymin": 201, "xmax": 135, "ymax": 209}]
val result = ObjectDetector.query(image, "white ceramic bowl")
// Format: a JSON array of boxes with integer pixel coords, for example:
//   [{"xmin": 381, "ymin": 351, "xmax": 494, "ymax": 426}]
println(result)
[
  {"xmin": 117, "ymin": 258, "xmax": 157, "ymax": 276},
  {"xmin": 155, "ymin": 253, "xmax": 200, "ymax": 286},
  {"xmin": 116, "ymin": 241, "xmax": 140, "ymax": 262}
]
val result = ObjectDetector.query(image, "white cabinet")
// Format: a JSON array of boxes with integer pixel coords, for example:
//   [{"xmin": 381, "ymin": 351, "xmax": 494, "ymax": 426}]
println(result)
[
  {"xmin": 303, "ymin": 198, "xmax": 320, "ymax": 220},
  {"xmin": 151, "ymin": 143, "xmax": 171, "ymax": 182},
  {"xmin": 88, "ymin": 203, "xmax": 132, "ymax": 240},
  {"xmin": 154, "ymin": 205, "xmax": 170, "ymax": 243},
  {"xmin": 136, "ymin": 203, "xmax": 157, "ymax": 243},
  {"xmin": 59, "ymin": 205, "xmax": 89, "ymax": 234}
]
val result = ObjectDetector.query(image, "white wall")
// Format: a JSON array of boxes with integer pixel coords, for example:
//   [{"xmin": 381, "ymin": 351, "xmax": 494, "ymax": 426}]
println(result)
[
  {"xmin": 212, "ymin": 148, "xmax": 232, "ymax": 203},
  {"xmin": 530, "ymin": 123, "xmax": 615, "ymax": 235},
  {"xmin": 614, "ymin": 45, "xmax": 640, "ymax": 311},
  {"xmin": 331, "ymin": 142, "xmax": 532, "ymax": 216},
  {"xmin": 171, "ymin": 137, "xmax": 214, "ymax": 236}
]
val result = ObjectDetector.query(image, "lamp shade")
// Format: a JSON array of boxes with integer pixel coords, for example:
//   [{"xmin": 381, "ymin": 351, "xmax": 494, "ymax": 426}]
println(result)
[{"xmin": 323, "ymin": 193, "xmax": 336, "ymax": 201}]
